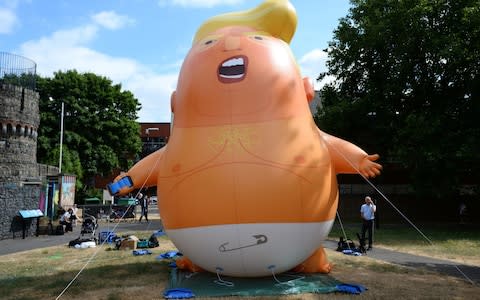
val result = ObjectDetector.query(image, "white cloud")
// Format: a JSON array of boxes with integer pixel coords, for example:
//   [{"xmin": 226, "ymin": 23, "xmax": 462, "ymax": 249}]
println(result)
[
  {"xmin": 159, "ymin": 0, "xmax": 244, "ymax": 8},
  {"xmin": 0, "ymin": 7, "xmax": 18, "ymax": 34},
  {"xmin": 125, "ymin": 73, "xmax": 178, "ymax": 122},
  {"xmin": 21, "ymin": 42, "xmax": 139, "ymax": 80},
  {"xmin": 36, "ymin": 25, "xmax": 98, "ymax": 47},
  {"xmin": 298, "ymin": 48, "xmax": 334, "ymax": 90},
  {"xmin": 91, "ymin": 11, "xmax": 135, "ymax": 30},
  {"xmin": 18, "ymin": 15, "xmax": 176, "ymax": 122}
]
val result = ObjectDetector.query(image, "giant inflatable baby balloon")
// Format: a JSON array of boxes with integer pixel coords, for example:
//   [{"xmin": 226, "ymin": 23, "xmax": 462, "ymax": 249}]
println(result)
[{"xmin": 109, "ymin": 0, "xmax": 381, "ymax": 277}]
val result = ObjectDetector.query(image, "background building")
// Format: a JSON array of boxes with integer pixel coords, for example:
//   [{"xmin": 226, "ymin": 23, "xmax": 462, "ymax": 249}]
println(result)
[
  {"xmin": 139, "ymin": 122, "xmax": 171, "ymax": 158},
  {"xmin": 94, "ymin": 122, "xmax": 171, "ymax": 198}
]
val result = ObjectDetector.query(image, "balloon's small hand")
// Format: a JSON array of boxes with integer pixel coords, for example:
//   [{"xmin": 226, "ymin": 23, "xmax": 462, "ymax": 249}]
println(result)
[{"xmin": 359, "ymin": 154, "xmax": 382, "ymax": 178}]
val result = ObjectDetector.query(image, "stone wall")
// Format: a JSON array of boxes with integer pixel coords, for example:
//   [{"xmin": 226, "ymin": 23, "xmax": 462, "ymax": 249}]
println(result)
[
  {"xmin": 0, "ymin": 84, "xmax": 40, "ymax": 124},
  {"xmin": 0, "ymin": 84, "xmax": 40, "ymax": 182},
  {"xmin": 0, "ymin": 183, "xmax": 43, "ymax": 239},
  {"xmin": 0, "ymin": 83, "xmax": 51, "ymax": 240}
]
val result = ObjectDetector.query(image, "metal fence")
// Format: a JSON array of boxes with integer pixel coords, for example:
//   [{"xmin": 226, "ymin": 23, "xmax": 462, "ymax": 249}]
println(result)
[{"xmin": 0, "ymin": 52, "xmax": 37, "ymax": 90}]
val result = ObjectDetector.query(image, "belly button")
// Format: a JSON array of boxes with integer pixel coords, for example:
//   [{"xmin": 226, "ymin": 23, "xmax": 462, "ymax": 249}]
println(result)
[{"xmin": 294, "ymin": 155, "xmax": 305, "ymax": 164}]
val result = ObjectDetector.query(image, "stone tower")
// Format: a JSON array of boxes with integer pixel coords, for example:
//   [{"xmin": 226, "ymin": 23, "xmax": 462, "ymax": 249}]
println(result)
[
  {"xmin": 0, "ymin": 85, "xmax": 40, "ymax": 182},
  {"xmin": 0, "ymin": 52, "xmax": 40, "ymax": 182},
  {"xmin": 0, "ymin": 52, "xmax": 54, "ymax": 240}
]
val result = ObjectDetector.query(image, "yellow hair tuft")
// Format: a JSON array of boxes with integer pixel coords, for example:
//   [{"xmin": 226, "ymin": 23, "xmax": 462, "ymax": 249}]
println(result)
[{"xmin": 193, "ymin": 0, "xmax": 297, "ymax": 45}]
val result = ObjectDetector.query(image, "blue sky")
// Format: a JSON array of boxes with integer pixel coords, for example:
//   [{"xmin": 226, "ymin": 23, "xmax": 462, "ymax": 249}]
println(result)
[{"xmin": 1, "ymin": 0, "xmax": 350, "ymax": 122}]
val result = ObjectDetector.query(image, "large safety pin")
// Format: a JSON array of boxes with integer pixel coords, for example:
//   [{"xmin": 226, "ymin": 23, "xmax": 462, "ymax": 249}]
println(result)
[{"xmin": 218, "ymin": 234, "xmax": 268, "ymax": 252}]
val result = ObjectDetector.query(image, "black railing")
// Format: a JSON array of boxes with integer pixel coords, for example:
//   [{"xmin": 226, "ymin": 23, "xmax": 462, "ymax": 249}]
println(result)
[{"xmin": 0, "ymin": 52, "xmax": 37, "ymax": 90}]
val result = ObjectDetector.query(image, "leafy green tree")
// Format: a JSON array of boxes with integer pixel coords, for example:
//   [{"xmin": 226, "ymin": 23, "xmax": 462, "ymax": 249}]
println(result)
[
  {"xmin": 316, "ymin": 0, "xmax": 480, "ymax": 199},
  {"xmin": 36, "ymin": 70, "xmax": 142, "ymax": 195}
]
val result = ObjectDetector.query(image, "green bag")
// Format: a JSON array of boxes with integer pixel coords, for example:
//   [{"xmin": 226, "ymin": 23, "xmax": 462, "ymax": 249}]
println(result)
[{"xmin": 137, "ymin": 239, "xmax": 149, "ymax": 248}]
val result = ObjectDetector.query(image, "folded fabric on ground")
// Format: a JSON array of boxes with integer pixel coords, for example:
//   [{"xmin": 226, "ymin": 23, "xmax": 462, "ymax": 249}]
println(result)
[
  {"xmin": 342, "ymin": 249, "xmax": 363, "ymax": 256},
  {"xmin": 163, "ymin": 288, "xmax": 195, "ymax": 299},
  {"xmin": 157, "ymin": 251, "xmax": 183, "ymax": 259},
  {"xmin": 133, "ymin": 249, "xmax": 152, "ymax": 256},
  {"xmin": 335, "ymin": 283, "xmax": 367, "ymax": 294},
  {"xmin": 164, "ymin": 268, "xmax": 363, "ymax": 298},
  {"xmin": 74, "ymin": 241, "xmax": 96, "ymax": 249},
  {"xmin": 153, "ymin": 230, "xmax": 166, "ymax": 237}
]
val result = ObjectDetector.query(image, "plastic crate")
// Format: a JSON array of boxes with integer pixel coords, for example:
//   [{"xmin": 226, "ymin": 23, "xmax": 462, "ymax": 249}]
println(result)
[{"xmin": 99, "ymin": 231, "xmax": 116, "ymax": 243}]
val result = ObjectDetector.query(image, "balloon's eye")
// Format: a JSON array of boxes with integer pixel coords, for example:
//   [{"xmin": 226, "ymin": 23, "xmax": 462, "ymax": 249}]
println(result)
[
  {"xmin": 248, "ymin": 35, "xmax": 269, "ymax": 43},
  {"xmin": 197, "ymin": 38, "xmax": 218, "ymax": 51},
  {"xmin": 204, "ymin": 39, "xmax": 218, "ymax": 46}
]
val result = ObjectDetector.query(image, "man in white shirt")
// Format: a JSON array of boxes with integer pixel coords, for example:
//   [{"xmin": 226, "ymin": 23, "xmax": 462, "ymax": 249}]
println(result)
[
  {"xmin": 360, "ymin": 196, "xmax": 376, "ymax": 250},
  {"xmin": 59, "ymin": 208, "xmax": 74, "ymax": 232}
]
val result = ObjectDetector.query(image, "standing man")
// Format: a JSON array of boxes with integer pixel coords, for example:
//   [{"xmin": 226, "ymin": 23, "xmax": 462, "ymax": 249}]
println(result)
[
  {"xmin": 138, "ymin": 193, "xmax": 149, "ymax": 223},
  {"xmin": 360, "ymin": 196, "xmax": 376, "ymax": 250}
]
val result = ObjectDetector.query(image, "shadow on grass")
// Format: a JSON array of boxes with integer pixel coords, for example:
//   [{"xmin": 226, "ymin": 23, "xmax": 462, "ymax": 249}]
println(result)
[
  {"xmin": 0, "ymin": 260, "xmax": 172, "ymax": 300},
  {"xmin": 329, "ymin": 222, "xmax": 480, "ymax": 244},
  {"xmin": 400, "ymin": 262, "xmax": 480, "ymax": 284}
]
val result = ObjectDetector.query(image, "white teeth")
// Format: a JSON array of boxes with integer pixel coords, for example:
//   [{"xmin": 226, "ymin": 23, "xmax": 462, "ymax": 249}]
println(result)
[
  {"xmin": 220, "ymin": 74, "xmax": 243, "ymax": 79},
  {"xmin": 222, "ymin": 57, "xmax": 244, "ymax": 67}
]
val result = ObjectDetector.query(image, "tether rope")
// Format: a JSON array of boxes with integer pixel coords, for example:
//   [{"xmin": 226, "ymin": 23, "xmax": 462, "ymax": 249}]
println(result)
[
  {"xmin": 335, "ymin": 211, "xmax": 352, "ymax": 251},
  {"xmin": 56, "ymin": 152, "xmax": 163, "ymax": 299},
  {"xmin": 322, "ymin": 134, "xmax": 475, "ymax": 285},
  {"xmin": 214, "ymin": 267, "xmax": 234, "ymax": 287},
  {"xmin": 268, "ymin": 265, "xmax": 305, "ymax": 284}
]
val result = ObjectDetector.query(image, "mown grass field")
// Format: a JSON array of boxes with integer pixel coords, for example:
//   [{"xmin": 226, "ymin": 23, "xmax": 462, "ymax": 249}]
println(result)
[
  {"xmin": 329, "ymin": 222, "xmax": 480, "ymax": 265},
  {"xmin": 0, "ymin": 224, "xmax": 479, "ymax": 299}
]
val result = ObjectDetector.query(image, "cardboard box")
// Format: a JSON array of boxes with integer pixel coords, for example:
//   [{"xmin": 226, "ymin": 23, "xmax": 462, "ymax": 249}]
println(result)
[
  {"xmin": 118, "ymin": 235, "xmax": 139, "ymax": 250},
  {"xmin": 119, "ymin": 239, "xmax": 137, "ymax": 250}
]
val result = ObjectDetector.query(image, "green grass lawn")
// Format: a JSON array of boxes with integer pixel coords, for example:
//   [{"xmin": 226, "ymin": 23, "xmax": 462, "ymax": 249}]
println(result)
[
  {"xmin": 1, "ymin": 224, "xmax": 478, "ymax": 299},
  {"xmin": 328, "ymin": 222, "xmax": 480, "ymax": 264}
]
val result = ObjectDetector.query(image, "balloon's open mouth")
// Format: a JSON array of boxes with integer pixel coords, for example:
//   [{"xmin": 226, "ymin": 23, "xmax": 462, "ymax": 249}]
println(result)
[{"xmin": 218, "ymin": 55, "xmax": 248, "ymax": 83}]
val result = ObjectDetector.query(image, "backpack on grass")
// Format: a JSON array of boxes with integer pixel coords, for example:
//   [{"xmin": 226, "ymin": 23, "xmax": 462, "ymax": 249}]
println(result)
[
  {"xmin": 336, "ymin": 237, "xmax": 356, "ymax": 251},
  {"xmin": 148, "ymin": 234, "xmax": 159, "ymax": 248}
]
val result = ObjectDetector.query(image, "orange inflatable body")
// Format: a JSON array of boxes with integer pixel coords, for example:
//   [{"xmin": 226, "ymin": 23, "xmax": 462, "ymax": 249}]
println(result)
[{"xmin": 110, "ymin": 0, "xmax": 381, "ymax": 277}]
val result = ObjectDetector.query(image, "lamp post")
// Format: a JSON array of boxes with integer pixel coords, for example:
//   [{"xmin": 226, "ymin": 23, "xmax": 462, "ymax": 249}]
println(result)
[
  {"xmin": 59, "ymin": 102, "xmax": 64, "ymax": 173},
  {"xmin": 50, "ymin": 97, "xmax": 64, "ymax": 173}
]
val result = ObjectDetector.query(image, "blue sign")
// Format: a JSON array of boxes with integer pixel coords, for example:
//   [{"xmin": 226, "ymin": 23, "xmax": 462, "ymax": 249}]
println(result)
[{"xmin": 19, "ymin": 209, "xmax": 44, "ymax": 218}]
